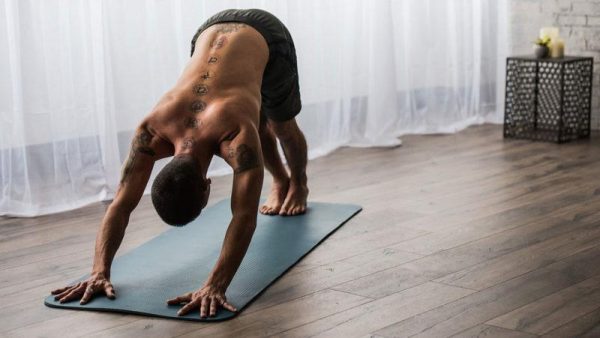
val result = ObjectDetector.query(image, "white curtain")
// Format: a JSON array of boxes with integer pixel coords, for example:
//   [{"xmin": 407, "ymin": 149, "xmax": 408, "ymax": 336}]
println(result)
[{"xmin": 0, "ymin": 0, "xmax": 508, "ymax": 216}]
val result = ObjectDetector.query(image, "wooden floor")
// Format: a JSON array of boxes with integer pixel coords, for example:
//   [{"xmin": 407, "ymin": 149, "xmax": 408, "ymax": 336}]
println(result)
[{"xmin": 2, "ymin": 124, "xmax": 600, "ymax": 338}]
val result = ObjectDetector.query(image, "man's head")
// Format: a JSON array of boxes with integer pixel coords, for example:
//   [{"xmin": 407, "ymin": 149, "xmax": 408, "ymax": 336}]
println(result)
[{"xmin": 151, "ymin": 154, "xmax": 211, "ymax": 226}]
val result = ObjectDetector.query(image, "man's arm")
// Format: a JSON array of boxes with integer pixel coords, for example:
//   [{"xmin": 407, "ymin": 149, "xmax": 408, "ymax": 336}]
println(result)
[
  {"xmin": 169, "ymin": 124, "xmax": 263, "ymax": 317},
  {"xmin": 91, "ymin": 126, "xmax": 157, "ymax": 277},
  {"xmin": 52, "ymin": 123, "xmax": 170, "ymax": 304},
  {"xmin": 206, "ymin": 139, "xmax": 264, "ymax": 290}
]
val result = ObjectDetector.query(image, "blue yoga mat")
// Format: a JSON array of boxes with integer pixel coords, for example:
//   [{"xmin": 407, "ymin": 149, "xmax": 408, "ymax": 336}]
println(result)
[{"xmin": 44, "ymin": 199, "xmax": 361, "ymax": 321}]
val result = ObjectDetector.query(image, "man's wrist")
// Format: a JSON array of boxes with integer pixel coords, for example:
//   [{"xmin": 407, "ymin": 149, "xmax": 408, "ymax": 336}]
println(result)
[
  {"xmin": 205, "ymin": 272, "xmax": 231, "ymax": 290},
  {"xmin": 91, "ymin": 266, "xmax": 110, "ymax": 279}
]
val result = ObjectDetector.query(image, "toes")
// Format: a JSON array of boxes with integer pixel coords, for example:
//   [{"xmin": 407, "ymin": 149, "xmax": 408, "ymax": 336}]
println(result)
[
  {"xmin": 281, "ymin": 204, "xmax": 306, "ymax": 216},
  {"xmin": 262, "ymin": 205, "xmax": 282, "ymax": 216},
  {"xmin": 279, "ymin": 205, "xmax": 291, "ymax": 216},
  {"xmin": 260, "ymin": 204, "xmax": 272, "ymax": 215},
  {"xmin": 280, "ymin": 199, "xmax": 293, "ymax": 216}
]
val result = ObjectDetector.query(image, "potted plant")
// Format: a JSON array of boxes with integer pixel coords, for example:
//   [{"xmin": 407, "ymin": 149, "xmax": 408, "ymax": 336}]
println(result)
[{"xmin": 533, "ymin": 36, "xmax": 551, "ymax": 59}]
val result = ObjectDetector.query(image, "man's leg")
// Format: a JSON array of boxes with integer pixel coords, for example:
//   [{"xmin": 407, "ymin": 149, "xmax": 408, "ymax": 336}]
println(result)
[
  {"xmin": 269, "ymin": 118, "xmax": 309, "ymax": 216},
  {"xmin": 258, "ymin": 119, "xmax": 290, "ymax": 215}
]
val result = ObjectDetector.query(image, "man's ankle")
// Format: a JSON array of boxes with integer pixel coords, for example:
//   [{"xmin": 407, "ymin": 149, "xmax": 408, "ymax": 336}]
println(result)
[
  {"xmin": 272, "ymin": 176, "xmax": 290, "ymax": 187},
  {"xmin": 289, "ymin": 176, "xmax": 307, "ymax": 188}
]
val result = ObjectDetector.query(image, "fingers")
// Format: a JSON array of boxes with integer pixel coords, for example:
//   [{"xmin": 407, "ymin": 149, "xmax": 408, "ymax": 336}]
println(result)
[
  {"xmin": 51, "ymin": 285, "xmax": 71, "ymax": 295},
  {"xmin": 80, "ymin": 284, "xmax": 96, "ymax": 305},
  {"xmin": 209, "ymin": 297, "xmax": 218, "ymax": 317},
  {"xmin": 174, "ymin": 293, "xmax": 237, "ymax": 317},
  {"xmin": 167, "ymin": 293, "xmax": 192, "ymax": 305},
  {"xmin": 104, "ymin": 283, "xmax": 116, "ymax": 300},
  {"xmin": 200, "ymin": 297, "xmax": 209, "ymax": 318},
  {"xmin": 177, "ymin": 299, "xmax": 199, "ymax": 316},
  {"xmin": 58, "ymin": 284, "xmax": 86, "ymax": 303},
  {"xmin": 214, "ymin": 295, "xmax": 236, "ymax": 313},
  {"xmin": 221, "ymin": 301, "xmax": 237, "ymax": 312},
  {"xmin": 54, "ymin": 288, "xmax": 73, "ymax": 301}
]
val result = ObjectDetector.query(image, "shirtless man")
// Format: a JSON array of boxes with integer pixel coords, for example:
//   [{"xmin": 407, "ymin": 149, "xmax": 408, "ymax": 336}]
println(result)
[{"xmin": 50, "ymin": 9, "xmax": 309, "ymax": 318}]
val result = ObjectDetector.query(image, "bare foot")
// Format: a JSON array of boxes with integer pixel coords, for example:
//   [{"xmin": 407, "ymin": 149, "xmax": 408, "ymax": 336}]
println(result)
[
  {"xmin": 260, "ymin": 179, "xmax": 289, "ymax": 215},
  {"xmin": 279, "ymin": 184, "xmax": 309, "ymax": 216}
]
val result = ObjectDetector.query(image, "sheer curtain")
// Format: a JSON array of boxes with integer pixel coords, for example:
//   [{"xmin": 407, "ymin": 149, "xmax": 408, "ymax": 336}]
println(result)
[{"xmin": 0, "ymin": 0, "xmax": 508, "ymax": 216}]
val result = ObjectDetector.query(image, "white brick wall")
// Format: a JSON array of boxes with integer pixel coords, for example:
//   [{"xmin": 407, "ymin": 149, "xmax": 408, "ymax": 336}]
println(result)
[{"xmin": 510, "ymin": 0, "xmax": 600, "ymax": 130}]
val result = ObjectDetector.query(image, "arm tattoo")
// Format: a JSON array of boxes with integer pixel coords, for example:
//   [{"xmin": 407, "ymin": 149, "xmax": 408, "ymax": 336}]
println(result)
[
  {"xmin": 137, "ymin": 130, "xmax": 155, "ymax": 155},
  {"xmin": 233, "ymin": 144, "xmax": 260, "ymax": 174},
  {"xmin": 193, "ymin": 84, "xmax": 208, "ymax": 96},
  {"xmin": 190, "ymin": 100, "xmax": 206, "ymax": 113},
  {"xmin": 227, "ymin": 146, "xmax": 235, "ymax": 159},
  {"xmin": 208, "ymin": 56, "xmax": 218, "ymax": 64},
  {"xmin": 120, "ymin": 129, "xmax": 156, "ymax": 183},
  {"xmin": 200, "ymin": 71, "xmax": 211, "ymax": 80}
]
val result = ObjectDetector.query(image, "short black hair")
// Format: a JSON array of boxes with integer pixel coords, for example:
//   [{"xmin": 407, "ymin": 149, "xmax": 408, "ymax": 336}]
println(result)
[{"xmin": 151, "ymin": 155, "xmax": 205, "ymax": 226}]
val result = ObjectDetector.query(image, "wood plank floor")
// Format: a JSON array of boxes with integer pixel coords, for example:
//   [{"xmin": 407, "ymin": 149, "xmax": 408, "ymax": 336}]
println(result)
[{"xmin": 2, "ymin": 124, "xmax": 600, "ymax": 338}]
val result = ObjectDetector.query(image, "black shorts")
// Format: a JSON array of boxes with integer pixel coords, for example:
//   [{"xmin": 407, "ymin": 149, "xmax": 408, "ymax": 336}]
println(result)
[{"xmin": 191, "ymin": 9, "xmax": 302, "ymax": 122}]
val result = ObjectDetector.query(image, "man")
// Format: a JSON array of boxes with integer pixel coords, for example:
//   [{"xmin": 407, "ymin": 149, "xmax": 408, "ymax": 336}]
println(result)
[{"xmin": 50, "ymin": 9, "xmax": 309, "ymax": 318}]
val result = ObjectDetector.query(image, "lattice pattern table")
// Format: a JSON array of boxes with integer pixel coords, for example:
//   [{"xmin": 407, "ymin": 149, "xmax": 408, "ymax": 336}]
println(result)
[{"xmin": 504, "ymin": 56, "xmax": 594, "ymax": 143}]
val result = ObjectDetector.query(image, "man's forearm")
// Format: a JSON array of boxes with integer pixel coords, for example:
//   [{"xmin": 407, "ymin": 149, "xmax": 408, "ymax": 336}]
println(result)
[
  {"xmin": 206, "ymin": 216, "xmax": 256, "ymax": 289},
  {"xmin": 92, "ymin": 205, "xmax": 131, "ymax": 278}
]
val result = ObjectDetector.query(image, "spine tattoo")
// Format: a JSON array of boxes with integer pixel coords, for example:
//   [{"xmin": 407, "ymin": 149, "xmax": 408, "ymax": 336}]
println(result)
[
  {"xmin": 184, "ymin": 117, "xmax": 200, "ymax": 129},
  {"xmin": 214, "ymin": 23, "xmax": 246, "ymax": 33},
  {"xmin": 190, "ymin": 100, "xmax": 206, "ymax": 113},
  {"xmin": 193, "ymin": 84, "xmax": 208, "ymax": 96},
  {"xmin": 210, "ymin": 36, "xmax": 227, "ymax": 49},
  {"xmin": 182, "ymin": 23, "xmax": 245, "ymax": 130},
  {"xmin": 182, "ymin": 137, "xmax": 195, "ymax": 150}
]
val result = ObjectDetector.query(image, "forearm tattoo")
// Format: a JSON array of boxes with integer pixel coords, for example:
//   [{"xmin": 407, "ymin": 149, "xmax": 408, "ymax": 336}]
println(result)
[
  {"xmin": 120, "ymin": 128, "xmax": 156, "ymax": 183},
  {"xmin": 208, "ymin": 56, "xmax": 218, "ymax": 64},
  {"xmin": 232, "ymin": 144, "xmax": 260, "ymax": 174},
  {"xmin": 200, "ymin": 71, "xmax": 211, "ymax": 80}
]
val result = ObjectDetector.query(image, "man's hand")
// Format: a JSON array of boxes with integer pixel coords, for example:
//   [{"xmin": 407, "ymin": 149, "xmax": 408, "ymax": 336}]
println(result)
[
  {"xmin": 167, "ymin": 284, "xmax": 237, "ymax": 318},
  {"xmin": 50, "ymin": 272, "xmax": 116, "ymax": 305}
]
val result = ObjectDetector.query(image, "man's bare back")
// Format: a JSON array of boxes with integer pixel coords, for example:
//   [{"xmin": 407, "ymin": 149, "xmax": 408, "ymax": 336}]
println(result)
[
  {"xmin": 141, "ymin": 22, "xmax": 268, "ymax": 164},
  {"xmin": 51, "ymin": 9, "xmax": 309, "ymax": 319}
]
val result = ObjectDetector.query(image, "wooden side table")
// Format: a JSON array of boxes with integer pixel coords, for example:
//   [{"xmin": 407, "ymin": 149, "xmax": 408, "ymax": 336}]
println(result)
[{"xmin": 504, "ymin": 56, "xmax": 594, "ymax": 143}]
